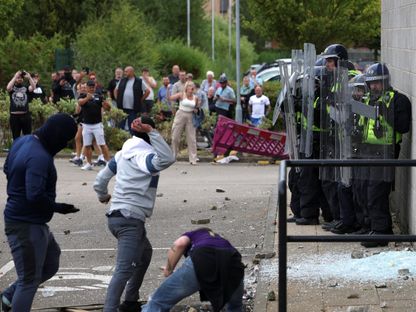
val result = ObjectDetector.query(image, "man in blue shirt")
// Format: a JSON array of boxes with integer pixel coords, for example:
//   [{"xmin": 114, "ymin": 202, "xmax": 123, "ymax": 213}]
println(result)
[
  {"xmin": 1, "ymin": 113, "xmax": 78, "ymax": 312},
  {"xmin": 214, "ymin": 75, "xmax": 236, "ymax": 118}
]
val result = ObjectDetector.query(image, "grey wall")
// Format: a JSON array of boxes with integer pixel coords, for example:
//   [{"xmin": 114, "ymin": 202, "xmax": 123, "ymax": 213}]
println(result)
[{"xmin": 381, "ymin": 0, "xmax": 415, "ymax": 233}]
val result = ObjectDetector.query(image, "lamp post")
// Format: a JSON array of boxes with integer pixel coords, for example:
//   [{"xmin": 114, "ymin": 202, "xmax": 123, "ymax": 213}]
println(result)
[
  {"xmin": 187, "ymin": 0, "xmax": 190, "ymax": 47},
  {"xmin": 235, "ymin": 0, "xmax": 242, "ymax": 123},
  {"xmin": 212, "ymin": 0, "xmax": 215, "ymax": 60}
]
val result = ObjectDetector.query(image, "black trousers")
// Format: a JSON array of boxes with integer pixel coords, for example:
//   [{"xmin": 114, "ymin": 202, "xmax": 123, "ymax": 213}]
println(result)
[
  {"xmin": 288, "ymin": 168, "xmax": 301, "ymax": 217},
  {"xmin": 10, "ymin": 113, "xmax": 32, "ymax": 140},
  {"xmin": 298, "ymin": 153, "xmax": 332, "ymax": 221},
  {"xmin": 321, "ymin": 180, "xmax": 340, "ymax": 221},
  {"xmin": 338, "ymin": 184, "xmax": 358, "ymax": 226},
  {"xmin": 367, "ymin": 180, "xmax": 392, "ymax": 233}
]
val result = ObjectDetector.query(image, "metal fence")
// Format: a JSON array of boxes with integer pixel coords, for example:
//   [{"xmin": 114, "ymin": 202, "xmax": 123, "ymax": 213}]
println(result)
[{"xmin": 278, "ymin": 159, "xmax": 416, "ymax": 311}]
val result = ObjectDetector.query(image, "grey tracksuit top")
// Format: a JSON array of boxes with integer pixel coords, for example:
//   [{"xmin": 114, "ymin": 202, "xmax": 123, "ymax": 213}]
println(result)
[{"xmin": 93, "ymin": 130, "xmax": 175, "ymax": 222}]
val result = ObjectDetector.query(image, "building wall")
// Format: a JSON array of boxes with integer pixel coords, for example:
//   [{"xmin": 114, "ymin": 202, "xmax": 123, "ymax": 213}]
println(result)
[
  {"xmin": 203, "ymin": 0, "xmax": 233, "ymax": 16},
  {"xmin": 381, "ymin": 0, "xmax": 416, "ymax": 233}
]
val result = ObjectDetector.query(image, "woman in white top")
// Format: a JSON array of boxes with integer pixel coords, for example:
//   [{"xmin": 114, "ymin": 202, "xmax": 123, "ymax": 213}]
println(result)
[{"xmin": 170, "ymin": 82, "xmax": 200, "ymax": 165}]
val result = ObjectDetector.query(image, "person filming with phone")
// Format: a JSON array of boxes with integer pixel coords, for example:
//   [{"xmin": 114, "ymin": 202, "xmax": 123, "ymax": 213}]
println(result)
[{"xmin": 6, "ymin": 70, "xmax": 36, "ymax": 140}]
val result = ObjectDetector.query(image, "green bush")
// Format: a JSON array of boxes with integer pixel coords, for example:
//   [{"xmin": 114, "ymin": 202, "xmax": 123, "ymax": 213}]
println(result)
[
  {"xmin": 156, "ymin": 40, "xmax": 209, "ymax": 80},
  {"xmin": 55, "ymin": 98, "xmax": 77, "ymax": 115},
  {"xmin": 256, "ymin": 49, "xmax": 291, "ymax": 63},
  {"xmin": 30, "ymin": 99, "xmax": 59, "ymax": 130},
  {"xmin": 73, "ymin": 2, "xmax": 160, "ymax": 86},
  {"xmin": 103, "ymin": 126, "xmax": 131, "ymax": 151},
  {"xmin": 207, "ymin": 17, "xmax": 257, "ymax": 81},
  {"xmin": 0, "ymin": 31, "xmax": 65, "ymax": 90}
]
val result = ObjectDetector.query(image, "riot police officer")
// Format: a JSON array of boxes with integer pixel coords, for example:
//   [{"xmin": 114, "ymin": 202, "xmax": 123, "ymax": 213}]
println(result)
[{"xmin": 359, "ymin": 63, "xmax": 411, "ymax": 247}]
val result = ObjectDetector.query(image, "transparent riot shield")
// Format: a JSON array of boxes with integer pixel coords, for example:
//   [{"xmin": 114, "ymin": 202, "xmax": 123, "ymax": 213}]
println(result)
[
  {"xmin": 272, "ymin": 84, "xmax": 286, "ymax": 126},
  {"xmin": 291, "ymin": 49, "xmax": 303, "ymax": 75},
  {"xmin": 349, "ymin": 62, "xmax": 395, "ymax": 182},
  {"xmin": 333, "ymin": 66, "xmax": 352, "ymax": 186},
  {"xmin": 319, "ymin": 64, "xmax": 336, "ymax": 181},
  {"xmin": 300, "ymin": 43, "xmax": 316, "ymax": 157},
  {"xmin": 279, "ymin": 61, "xmax": 299, "ymax": 162},
  {"xmin": 273, "ymin": 49, "xmax": 303, "ymax": 126}
]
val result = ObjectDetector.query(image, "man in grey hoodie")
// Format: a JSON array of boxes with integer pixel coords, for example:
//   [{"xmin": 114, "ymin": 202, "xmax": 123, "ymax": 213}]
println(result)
[{"xmin": 94, "ymin": 116, "xmax": 175, "ymax": 312}]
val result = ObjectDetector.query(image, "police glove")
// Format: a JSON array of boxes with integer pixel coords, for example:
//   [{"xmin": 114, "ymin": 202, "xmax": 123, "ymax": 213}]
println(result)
[
  {"xmin": 373, "ymin": 126, "xmax": 384, "ymax": 139},
  {"xmin": 55, "ymin": 203, "xmax": 80, "ymax": 214}
]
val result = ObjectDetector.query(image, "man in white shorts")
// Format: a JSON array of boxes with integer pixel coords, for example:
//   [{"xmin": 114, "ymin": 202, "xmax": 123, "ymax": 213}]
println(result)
[
  {"xmin": 248, "ymin": 85, "xmax": 270, "ymax": 127},
  {"xmin": 78, "ymin": 80, "xmax": 111, "ymax": 170}
]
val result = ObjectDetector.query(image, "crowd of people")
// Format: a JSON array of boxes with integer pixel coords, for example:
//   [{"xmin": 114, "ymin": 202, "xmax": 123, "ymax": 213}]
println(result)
[{"xmin": 5, "ymin": 64, "xmax": 271, "ymax": 167}]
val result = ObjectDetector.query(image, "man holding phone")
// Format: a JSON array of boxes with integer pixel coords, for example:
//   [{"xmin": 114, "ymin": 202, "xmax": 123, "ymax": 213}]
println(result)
[{"xmin": 6, "ymin": 70, "xmax": 36, "ymax": 139}]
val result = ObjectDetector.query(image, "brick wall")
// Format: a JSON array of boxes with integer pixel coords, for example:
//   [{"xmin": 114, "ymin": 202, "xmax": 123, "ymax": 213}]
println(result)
[{"xmin": 381, "ymin": 0, "xmax": 416, "ymax": 233}]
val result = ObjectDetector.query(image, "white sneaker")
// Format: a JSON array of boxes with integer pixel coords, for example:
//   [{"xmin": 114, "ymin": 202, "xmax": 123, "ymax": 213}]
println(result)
[{"xmin": 81, "ymin": 163, "xmax": 93, "ymax": 171}]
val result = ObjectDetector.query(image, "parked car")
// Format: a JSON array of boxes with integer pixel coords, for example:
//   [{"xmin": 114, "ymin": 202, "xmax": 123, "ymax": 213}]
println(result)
[{"xmin": 256, "ymin": 59, "xmax": 292, "ymax": 82}]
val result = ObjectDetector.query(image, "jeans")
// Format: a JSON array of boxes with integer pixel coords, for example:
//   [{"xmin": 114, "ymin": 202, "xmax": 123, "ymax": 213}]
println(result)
[
  {"xmin": 104, "ymin": 216, "xmax": 152, "ymax": 312},
  {"xmin": 142, "ymin": 257, "xmax": 244, "ymax": 312},
  {"xmin": 118, "ymin": 109, "xmax": 138, "ymax": 133},
  {"xmin": 3, "ymin": 222, "xmax": 61, "ymax": 312}
]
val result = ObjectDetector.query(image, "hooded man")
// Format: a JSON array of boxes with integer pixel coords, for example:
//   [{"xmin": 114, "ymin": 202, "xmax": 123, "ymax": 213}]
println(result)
[
  {"xmin": 93, "ymin": 116, "xmax": 175, "ymax": 312},
  {"xmin": 1, "ymin": 113, "xmax": 78, "ymax": 312}
]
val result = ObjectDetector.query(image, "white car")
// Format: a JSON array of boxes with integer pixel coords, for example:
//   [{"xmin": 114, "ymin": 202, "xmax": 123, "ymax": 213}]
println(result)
[{"xmin": 255, "ymin": 58, "xmax": 293, "ymax": 82}]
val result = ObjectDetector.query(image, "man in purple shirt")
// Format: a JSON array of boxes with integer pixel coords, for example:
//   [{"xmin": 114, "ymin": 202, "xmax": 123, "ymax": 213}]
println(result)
[{"xmin": 142, "ymin": 228, "xmax": 244, "ymax": 312}]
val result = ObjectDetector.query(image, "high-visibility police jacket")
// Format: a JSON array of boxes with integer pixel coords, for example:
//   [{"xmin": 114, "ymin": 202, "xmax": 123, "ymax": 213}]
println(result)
[{"xmin": 360, "ymin": 90, "xmax": 411, "ymax": 146}]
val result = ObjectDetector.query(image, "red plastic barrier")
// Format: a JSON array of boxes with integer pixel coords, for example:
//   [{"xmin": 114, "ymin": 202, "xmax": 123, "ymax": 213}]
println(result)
[{"xmin": 212, "ymin": 116, "xmax": 287, "ymax": 157}]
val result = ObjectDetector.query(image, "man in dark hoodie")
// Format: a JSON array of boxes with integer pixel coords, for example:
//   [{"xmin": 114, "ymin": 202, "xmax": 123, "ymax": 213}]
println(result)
[{"xmin": 0, "ymin": 113, "xmax": 78, "ymax": 312}]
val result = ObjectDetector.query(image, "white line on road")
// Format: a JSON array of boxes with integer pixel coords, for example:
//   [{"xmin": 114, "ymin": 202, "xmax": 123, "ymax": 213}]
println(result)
[{"xmin": 0, "ymin": 261, "xmax": 14, "ymax": 278}]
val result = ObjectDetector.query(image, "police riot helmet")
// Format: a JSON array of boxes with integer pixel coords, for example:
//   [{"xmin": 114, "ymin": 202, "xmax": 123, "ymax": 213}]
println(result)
[
  {"xmin": 314, "ymin": 66, "xmax": 324, "ymax": 78},
  {"xmin": 321, "ymin": 44, "xmax": 348, "ymax": 60},
  {"xmin": 315, "ymin": 57, "xmax": 324, "ymax": 66},
  {"xmin": 364, "ymin": 63, "xmax": 390, "ymax": 88},
  {"xmin": 349, "ymin": 74, "xmax": 366, "ymax": 88}
]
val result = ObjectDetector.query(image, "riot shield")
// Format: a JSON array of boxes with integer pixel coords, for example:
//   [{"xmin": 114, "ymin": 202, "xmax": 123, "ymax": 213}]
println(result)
[
  {"xmin": 273, "ymin": 49, "xmax": 303, "ymax": 126},
  {"xmin": 291, "ymin": 49, "xmax": 303, "ymax": 75},
  {"xmin": 272, "ymin": 84, "xmax": 286, "ymax": 126},
  {"xmin": 300, "ymin": 43, "xmax": 316, "ymax": 157},
  {"xmin": 279, "ymin": 61, "xmax": 299, "ymax": 161},
  {"xmin": 333, "ymin": 66, "xmax": 352, "ymax": 186},
  {"xmin": 350, "ymin": 62, "xmax": 395, "ymax": 182},
  {"xmin": 319, "ymin": 64, "xmax": 337, "ymax": 181}
]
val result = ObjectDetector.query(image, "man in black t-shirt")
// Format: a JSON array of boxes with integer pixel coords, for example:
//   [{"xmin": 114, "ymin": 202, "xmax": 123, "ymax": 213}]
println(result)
[
  {"xmin": 53, "ymin": 66, "xmax": 75, "ymax": 102},
  {"xmin": 6, "ymin": 70, "xmax": 36, "ymax": 140},
  {"xmin": 107, "ymin": 67, "xmax": 123, "ymax": 107},
  {"xmin": 29, "ymin": 73, "xmax": 48, "ymax": 104},
  {"xmin": 78, "ymin": 80, "xmax": 111, "ymax": 170}
]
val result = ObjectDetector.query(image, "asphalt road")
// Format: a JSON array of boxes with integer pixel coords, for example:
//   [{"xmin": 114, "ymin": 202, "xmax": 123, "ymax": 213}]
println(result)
[{"xmin": 0, "ymin": 159, "xmax": 279, "ymax": 310}]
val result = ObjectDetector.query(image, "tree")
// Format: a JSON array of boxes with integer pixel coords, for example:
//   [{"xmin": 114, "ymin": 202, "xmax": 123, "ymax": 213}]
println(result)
[
  {"xmin": 131, "ymin": 0, "xmax": 210, "ymax": 51},
  {"xmin": 73, "ymin": 2, "xmax": 159, "ymax": 85},
  {"xmin": 0, "ymin": 0, "xmax": 24, "ymax": 37},
  {"xmin": 0, "ymin": 31, "xmax": 65, "ymax": 87},
  {"xmin": 9, "ymin": 0, "xmax": 114, "ymax": 41},
  {"xmin": 209, "ymin": 16, "xmax": 257, "ymax": 80},
  {"xmin": 244, "ymin": 0, "xmax": 380, "ymax": 52}
]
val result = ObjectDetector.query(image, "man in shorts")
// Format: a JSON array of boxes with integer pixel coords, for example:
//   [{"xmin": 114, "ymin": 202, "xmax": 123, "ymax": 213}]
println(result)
[{"xmin": 78, "ymin": 80, "xmax": 111, "ymax": 170}]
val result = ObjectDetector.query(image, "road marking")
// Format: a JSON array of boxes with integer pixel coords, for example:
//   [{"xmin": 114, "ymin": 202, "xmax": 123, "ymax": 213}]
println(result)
[
  {"xmin": 60, "ymin": 246, "xmax": 255, "ymax": 252},
  {"xmin": 0, "ymin": 261, "xmax": 14, "ymax": 278},
  {"xmin": 0, "ymin": 246, "xmax": 256, "ymax": 280}
]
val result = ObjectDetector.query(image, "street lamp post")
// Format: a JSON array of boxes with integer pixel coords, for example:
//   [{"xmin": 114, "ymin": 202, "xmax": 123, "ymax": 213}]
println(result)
[
  {"xmin": 235, "ymin": 0, "xmax": 242, "ymax": 123},
  {"xmin": 212, "ymin": 0, "xmax": 215, "ymax": 60},
  {"xmin": 187, "ymin": 0, "xmax": 190, "ymax": 47}
]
